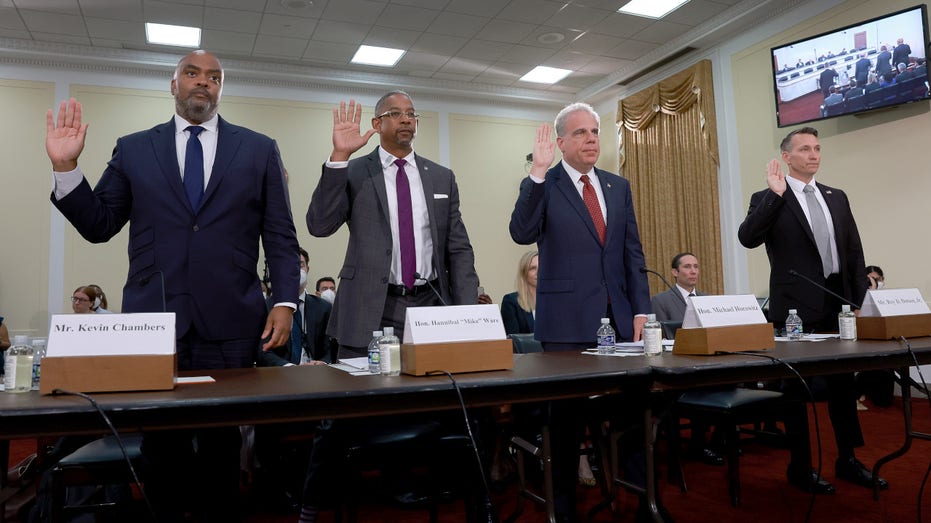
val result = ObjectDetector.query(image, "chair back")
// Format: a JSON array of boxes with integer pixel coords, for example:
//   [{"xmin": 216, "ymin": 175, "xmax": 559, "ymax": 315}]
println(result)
[
  {"xmin": 660, "ymin": 321, "xmax": 682, "ymax": 340},
  {"xmin": 509, "ymin": 333, "xmax": 543, "ymax": 354}
]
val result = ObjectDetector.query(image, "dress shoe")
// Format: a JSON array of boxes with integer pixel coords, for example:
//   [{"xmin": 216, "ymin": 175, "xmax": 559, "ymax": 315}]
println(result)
[
  {"xmin": 835, "ymin": 457, "xmax": 889, "ymax": 490},
  {"xmin": 786, "ymin": 465, "xmax": 835, "ymax": 494},
  {"xmin": 687, "ymin": 447, "xmax": 724, "ymax": 466}
]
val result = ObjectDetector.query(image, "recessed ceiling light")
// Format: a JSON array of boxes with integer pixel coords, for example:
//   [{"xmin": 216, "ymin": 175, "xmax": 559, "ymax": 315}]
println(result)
[
  {"xmin": 351, "ymin": 45, "xmax": 405, "ymax": 67},
  {"xmin": 537, "ymin": 32, "xmax": 565, "ymax": 45},
  {"xmin": 618, "ymin": 0, "xmax": 690, "ymax": 19},
  {"xmin": 280, "ymin": 0, "xmax": 313, "ymax": 8},
  {"xmin": 520, "ymin": 66, "xmax": 572, "ymax": 84},
  {"xmin": 145, "ymin": 22, "xmax": 201, "ymax": 48}
]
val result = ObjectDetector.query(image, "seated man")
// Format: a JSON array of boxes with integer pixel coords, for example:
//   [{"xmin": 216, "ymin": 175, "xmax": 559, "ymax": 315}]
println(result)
[{"xmin": 844, "ymin": 79, "xmax": 865, "ymax": 99}]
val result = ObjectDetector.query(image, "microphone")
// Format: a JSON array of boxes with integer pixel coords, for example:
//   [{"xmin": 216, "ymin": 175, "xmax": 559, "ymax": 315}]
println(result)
[
  {"xmin": 413, "ymin": 272, "xmax": 449, "ymax": 306},
  {"xmin": 640, "ymin": 266, "xmax": 684, "ymax": 304},
  {"xmin": 140, "ymin": 270, "xmax": 167, "ymax": 313},
  {"xmin": 788, "ymin": 269, "xmax": 860, "ymax": 310}
]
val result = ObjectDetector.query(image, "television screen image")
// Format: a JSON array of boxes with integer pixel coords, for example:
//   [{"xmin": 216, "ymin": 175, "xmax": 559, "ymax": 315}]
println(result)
[{"xmin": 771, "ymin": 4, "xmax": 930, "ymax": 127}]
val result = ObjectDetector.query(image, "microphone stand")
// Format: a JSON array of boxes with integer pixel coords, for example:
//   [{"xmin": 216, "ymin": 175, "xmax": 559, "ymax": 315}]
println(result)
[
  {"xmin": 412, "ymin": 272, "xmax": 449, "ymax": 306},
  {"xmin": 639, "ymin": 266, "xmax": 684, "ymax": 305},
  {"xmin": 788, "ymin": 269, "xmax": 860, "ymax": 309}
]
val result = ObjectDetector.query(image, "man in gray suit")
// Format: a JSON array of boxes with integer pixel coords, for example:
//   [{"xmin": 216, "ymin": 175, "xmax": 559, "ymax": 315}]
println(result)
[
  {"xmin": 651, "ymin": 252, "xmax": 701, "ymax": 325},
  {"xmin": 307, "ymin": 92, "xmax": 479, "ymax": 355}
]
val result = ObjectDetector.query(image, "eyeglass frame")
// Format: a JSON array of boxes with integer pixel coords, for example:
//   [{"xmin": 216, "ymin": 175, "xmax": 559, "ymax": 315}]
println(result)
[
  {"xmin": 375, "ymin": 110, "xmax": 420, "ymax": 121},
  {"xmin": 71, "ymin": 296, "xmax": 90, "ymax": 303}
]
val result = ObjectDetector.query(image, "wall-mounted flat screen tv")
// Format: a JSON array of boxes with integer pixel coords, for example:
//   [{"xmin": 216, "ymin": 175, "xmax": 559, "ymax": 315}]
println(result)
[{"xmin": 771, "ymin": 4, "xmax": 929, "ymax": 128}]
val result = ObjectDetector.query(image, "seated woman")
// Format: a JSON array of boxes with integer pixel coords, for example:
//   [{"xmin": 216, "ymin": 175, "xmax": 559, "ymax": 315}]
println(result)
[
  {"xmin": 500, "ymin": 250, "xmax": 537, "ymax": 335},
  {"xmin": 71, "ymin": 285, "xmax": 102, "ymax": 314}
]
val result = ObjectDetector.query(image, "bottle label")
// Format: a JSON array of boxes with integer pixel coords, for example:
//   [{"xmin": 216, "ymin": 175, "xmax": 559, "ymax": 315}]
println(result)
[
  {"xmin": 597, "ymin": 334, "xmax": 615, "ymax": 347},
  {"xmin": 839, "ymin": 316, "xmax": 857, "ymax": 340},
  {"xmin": 643, "ymin": 328, "xmax": 662, "ymax": 355}
]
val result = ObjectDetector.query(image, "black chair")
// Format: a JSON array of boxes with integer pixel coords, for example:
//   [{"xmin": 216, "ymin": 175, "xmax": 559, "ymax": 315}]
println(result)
[
  {"xmin": 509, "ymin": 333, "xmax": 542, "ymax": 354},
  {"xmin": 845, "ymin": 94, "xmax": 866, "ymax": 112},
  {"xmin": 659, "ymin": 320, "xmax": 682, "ymax": 340},
  {"xmin": 48, "ymin": 433, "xmax": 144, "ymax": 523},
  {"xmin": 671, "ymin": 388, "xmax": 786, "ymax": 507},
  {"xmin": 824, "ymin": 101, "xmax": 846, "ymax": 116}
]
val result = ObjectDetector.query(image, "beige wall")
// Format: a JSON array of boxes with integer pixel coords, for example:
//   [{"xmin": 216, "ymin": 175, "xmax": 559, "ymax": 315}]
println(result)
[
  {"xmin": 732, "ymin": 0, "xmax": 931, "ymax": 300},
  {"xmin": 0, "ymin": 79, "xmax": 54, "ymax": 336}
]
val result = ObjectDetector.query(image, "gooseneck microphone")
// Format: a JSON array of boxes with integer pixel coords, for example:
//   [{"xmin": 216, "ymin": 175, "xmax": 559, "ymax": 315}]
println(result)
[
  {"xmin": 413, "ymin": 272, "xmax": 449, "ymax": 306},
  {"xmin": 640, "ymin": 266, "xmax": 683, "ymax": 304},
  {"xmin": 788, "ymin": 269, "xmax": 860, "ymax": 310}
]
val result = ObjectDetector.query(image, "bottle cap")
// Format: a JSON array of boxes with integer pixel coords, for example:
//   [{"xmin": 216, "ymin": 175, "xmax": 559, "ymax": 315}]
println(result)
[
  {"xmin": 384, "ymin": 326, "xmax": 394, "ymax": 336},
  {"xmin": 841, "ymin": 305, "xmax": 850, "ymax": 312},
  {"xmin": 12, "ymin": 335, "xmax": 29, "ymax": 345},
  {"xmin": 600, "ymin": 317, "xmax": 610, "ymax": 323},
  {"xmin": 373, "ymin": 330, "xmax": 383, "ymax": 337},
  {"xmin": 788, "ymin": 309, "xmax": 797, "ymax": 314},
  {"xmin": 647, "ymin": 313, "xmax": 656, "ymax": 321}
]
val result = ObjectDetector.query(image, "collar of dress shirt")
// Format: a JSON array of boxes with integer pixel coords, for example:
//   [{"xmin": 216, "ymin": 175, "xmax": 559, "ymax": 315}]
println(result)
[
  {"xmin": 174, "ymin": 113, "xmax": 219, "ymax": 136},
  {"xmin": 378, "ymin": 145, "xmax": 416, "ymax": 170},
  {"xmin": 561, "ymin": 159, "xmax": 597, "ymax": 186},
  {"xmin": 785, "ymin": 173, "xmax": 816, "ymax": 197},
  {"xmin": 676, "ymin": 283, "xmax": 696, "ymax": 301}
]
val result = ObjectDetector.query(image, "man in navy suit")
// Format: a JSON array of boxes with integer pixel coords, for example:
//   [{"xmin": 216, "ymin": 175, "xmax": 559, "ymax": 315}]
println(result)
[
  {"xmin": 738, "ymin": 126, "xmax": 887, "ymax": 494},
  {"xmin": 510, "ymin": 103, "xmax": 656, "ymax": 522},
  {"xmin": 46, "ymin": 50, "xmax": 299, "ymax": 522}
]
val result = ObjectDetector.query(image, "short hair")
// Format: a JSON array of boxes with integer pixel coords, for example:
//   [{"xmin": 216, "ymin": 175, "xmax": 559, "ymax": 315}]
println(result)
[
  {"xmin": 865, "ymin": 265, "xmax": 884, "ymax": 278},
  {"xmin": 780, "ymin": 127, "xmax": 818, "ymax": 152},
  {"xmin": 553, "ymin": 102, "xmax": 600, "ymax": 137},
  {"xmin": 298, "ymin": 247, "xmax": 309, "ymax": 266},
  {"xmin": 374, "ymin": 90, "xmax": 412, "ymax": 115},
  {"xmin": 671, "ymin": 252, "xmax": 696, "ymax": 270},
  {"xmin": 316, "ymin": 277, "xmax": 336, "ymax": 292},
  {"xmin": 897, "ymin": 62, "xmax": 907, "ymax": 72}
]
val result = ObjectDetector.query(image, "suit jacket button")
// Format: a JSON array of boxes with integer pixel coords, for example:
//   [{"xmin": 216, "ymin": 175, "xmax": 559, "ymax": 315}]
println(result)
[
  {"xmin": 386, "ymin": 249, "xmax": 391, "ymax": 256},
  {"xmin": 382, "ymin": 277, "xmax": 388, "ymax": 284},
  {"xmin": 193, "ymin": 225, "xmax": 199, "ymax": 232}
]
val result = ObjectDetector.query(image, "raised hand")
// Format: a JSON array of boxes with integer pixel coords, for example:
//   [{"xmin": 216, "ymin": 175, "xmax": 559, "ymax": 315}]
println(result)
[
  {"xmin": 46, "ymin": 98, "xmax": 88, "ymax": 172},
  {"xmin": 765, "ymin": 158, "xmax": 786, "ymax": 196},
  {"xmin": 530, "ymin": 123, "xmax": 556, "ymax": 179},
  {"xmin": 330, "ymin": 99, "xmax": 377, "ymax": 162}
]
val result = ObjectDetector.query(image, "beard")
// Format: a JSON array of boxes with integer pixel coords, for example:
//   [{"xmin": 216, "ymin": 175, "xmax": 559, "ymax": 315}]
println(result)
[{"xmin": 175, "ymin": 91, "xmax": 218, "ymax": 123}]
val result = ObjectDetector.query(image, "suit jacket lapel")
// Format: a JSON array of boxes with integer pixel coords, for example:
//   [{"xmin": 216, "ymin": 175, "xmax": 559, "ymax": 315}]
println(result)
[
  {"xmin": 597, "ymin": 169, "xmax": 617, "ymax": 247},
  {"xmin": 367, "ymin": 148, "xmax": 390, "ymax": 222},
  {"xmin": 151, "ymin": 119, "xmax": 190, "ymax": 211},
  {"xmin": 415, "ymin": 154, "xmax": 441, "ymax": 263},
  {"xmin": 202, "ymin": 116, "xmax": 240, "ymax": 210},
  {"xmin": 553, "ymin": 165, "xmax": 601, "ymax": 246}
]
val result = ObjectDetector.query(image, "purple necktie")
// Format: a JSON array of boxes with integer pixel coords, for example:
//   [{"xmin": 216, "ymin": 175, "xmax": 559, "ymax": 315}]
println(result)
[{"xmin": 395, "ymin": 159, "xmax": 416, "ymax": 289}]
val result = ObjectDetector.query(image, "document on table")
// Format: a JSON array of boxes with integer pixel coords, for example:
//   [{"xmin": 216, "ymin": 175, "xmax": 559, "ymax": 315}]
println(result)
[
  {"xmin": 774, "ymin": 333, "xmax": 838, "ymax": 342},
  {"xmin": 330, "ymin": 357, "xmax": 376, "ymax": 376},
  {"xmin": 582, "ymin": 340, "xmax": 675, "ymax": 356}
]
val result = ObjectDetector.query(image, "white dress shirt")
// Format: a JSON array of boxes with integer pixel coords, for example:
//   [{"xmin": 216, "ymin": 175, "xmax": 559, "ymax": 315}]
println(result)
[{"xmin": 785, "ymin": 175, "xmax": 840, "ymax": 275}]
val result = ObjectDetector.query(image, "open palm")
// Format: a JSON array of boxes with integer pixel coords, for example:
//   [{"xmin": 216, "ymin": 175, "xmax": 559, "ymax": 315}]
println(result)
[
  {"xmin": 46, "ymin": 98, "xmax": 88, "ymax": 172},
  {"xmin": 331, "ymin": 99, "xmax": 376, "ymax": 161}
]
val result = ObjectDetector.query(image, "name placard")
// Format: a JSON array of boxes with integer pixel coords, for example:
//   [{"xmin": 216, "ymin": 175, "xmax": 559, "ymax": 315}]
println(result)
[
  {"xmin": 403, "ymin": 304, "xmax": 506, "ymax": 344},
  {"xmin": 682, "ymin": 295, "xmax": 767, "ymax": 328},
  {"xmin": 858, "ymin": 288, "xmax": 930, "ymax": 317},
  {"xmin": 47, "ymin": 313, "xmax": 176, "ymax": 357}
]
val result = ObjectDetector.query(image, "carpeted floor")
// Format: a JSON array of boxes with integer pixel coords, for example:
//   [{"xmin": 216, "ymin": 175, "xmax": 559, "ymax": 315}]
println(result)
[{"xmin": 7, "ymin": 396, "xmax": 931, "ymax": 522}]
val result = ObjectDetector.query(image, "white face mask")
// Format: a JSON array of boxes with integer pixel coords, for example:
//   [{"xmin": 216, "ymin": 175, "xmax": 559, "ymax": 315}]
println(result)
[
  {"xmin": 299, "ymin": 269, "xmax": 308, "ymax": 290},
  {"xmin": 320, "ymin": 289, "xmax": 336, "ymax": 304},
  {"xmin": 876, "ymin": 281, "xmax": 885, "ymax": 289}
]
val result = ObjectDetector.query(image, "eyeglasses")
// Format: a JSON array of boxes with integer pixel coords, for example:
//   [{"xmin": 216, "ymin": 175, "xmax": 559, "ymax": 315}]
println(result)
[
  {"xmin": 71, "ymin": 296, "xmax": 90, "ymax": 303},
  {"xmin": 376, "ymin": 110, "xmax": 419, "ymax": 120}
]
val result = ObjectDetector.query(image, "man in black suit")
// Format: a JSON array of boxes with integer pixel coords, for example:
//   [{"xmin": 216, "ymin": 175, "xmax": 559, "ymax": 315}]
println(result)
[
  {"xmin": 819, "ymin": 67, "xmax": 839, "ymax": 98},
  {"xmin": 46, "ymin": 49, "xmax": 299, "ymax": 522},
  {"xmin": 738, "ymin": 127, "xmax": 887, "ymax": 493},
  {"xmin": 875, "ymin": 45, "xmax": 893, "ymax": 76},
  {"xmin": 892, "ymin": 37, "xmax": 911, "ymax": 69},
  {"xmin": 854, "ymin": 53, "xmax": 871, "ymax": 86}
]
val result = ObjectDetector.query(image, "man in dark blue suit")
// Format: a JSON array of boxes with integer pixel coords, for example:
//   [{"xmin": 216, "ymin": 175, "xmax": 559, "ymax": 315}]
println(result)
[
  {"xmin": 510, "ymin": 103, "xmax": 656, "ymax": 522},
  {"xmin": 46, "ymin": 50, "xmax": 299, "ymax": 522}
]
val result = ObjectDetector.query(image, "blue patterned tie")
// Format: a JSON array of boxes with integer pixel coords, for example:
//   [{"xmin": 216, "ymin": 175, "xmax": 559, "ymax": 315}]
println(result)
[{"xmin": 184, "ymin": 126, "xmax": 205, "ymax": 211}]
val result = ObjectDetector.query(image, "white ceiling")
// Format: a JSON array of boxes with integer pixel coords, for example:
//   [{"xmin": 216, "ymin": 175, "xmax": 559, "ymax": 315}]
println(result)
[{"xmin": 0, "ymin": 0, "xmax": 804, "ymax": 106}]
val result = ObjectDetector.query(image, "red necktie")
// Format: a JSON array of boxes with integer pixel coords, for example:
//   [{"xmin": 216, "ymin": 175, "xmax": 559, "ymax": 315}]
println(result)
[
  {"xmin": 394, "ymin": 159, "xmax": 416, "ymax": 289},
  {"xmin": 580, "ymin": 175, "xmax": 606, "ymax": 245}
]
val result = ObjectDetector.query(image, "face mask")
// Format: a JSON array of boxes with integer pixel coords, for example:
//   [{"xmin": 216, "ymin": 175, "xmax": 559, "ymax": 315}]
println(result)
[
  {"xmin": 320, "ymin": 289, "xmax": 336, "ymax": 304},
  {"xmin": 299, "ymin": 269, "xmax": 307, "ymax": 290},
  {"xmin": 876, "ymin": 281, "xmax": 885, "ymax": 289}
]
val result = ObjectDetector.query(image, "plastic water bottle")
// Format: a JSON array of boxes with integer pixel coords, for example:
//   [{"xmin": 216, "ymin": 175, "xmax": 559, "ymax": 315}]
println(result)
[
  {"xmin": 379, "ymin": 327, "xmax": 401, "ymax": 376},
  {"xmin": 596, "ymin": 318, "xmax": 615, "ymax": 355},
  {"xmin": 4, "ymin": 336, "xmax": 34, "ymax": 393},
  {"xmin": 643, "ymin": 314, "xmax": 663, "ymax": 355},
  {"xmin": 31, "ymin": 338, "xmax": 47, "ymax": 391},
  {"xmin": 785, "ymin": 309, "xmax": 803, "ymax": 340},
  {"xmin": 838, "ymin": 305, "xmax": 857, "ymax": 341},
  {"xmin": 368, "ymin": 330, "xmax": 383, "ymax": 374}
]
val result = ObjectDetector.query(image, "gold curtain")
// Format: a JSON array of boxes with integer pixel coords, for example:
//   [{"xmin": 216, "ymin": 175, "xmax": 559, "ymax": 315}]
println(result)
[{"xmin": 617, "ymin": 59, "xmax": 723, "ymax": 297}]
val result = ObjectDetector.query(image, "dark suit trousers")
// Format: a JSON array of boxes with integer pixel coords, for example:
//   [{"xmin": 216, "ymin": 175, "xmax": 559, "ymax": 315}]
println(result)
[{"xmin": 142, "ymin": 328, "xmax": 257, "ymax": 523}]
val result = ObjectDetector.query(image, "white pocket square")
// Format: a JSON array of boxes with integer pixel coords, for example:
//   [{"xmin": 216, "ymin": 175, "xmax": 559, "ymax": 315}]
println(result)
[{"xmin": 434, "ymin": 193, "xmax": 449, "ymax": 199}]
